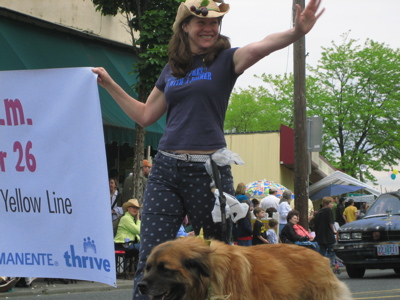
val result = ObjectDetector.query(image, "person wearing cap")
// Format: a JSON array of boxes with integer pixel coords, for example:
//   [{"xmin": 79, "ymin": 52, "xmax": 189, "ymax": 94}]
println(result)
[
  {"xmin": 260, "ymin": 187, "xmax": 280, "ymax": 210},
  {"xmin": 122, "ymin": 159, "xmax": 152, "ymax": 204},
  {"xmin": 93, "ymin": 0, "xmax": 324, "ymax": 297},
  {"xmin": 114, "ymin": 199, "xmax": 142, "ymax": 251}
]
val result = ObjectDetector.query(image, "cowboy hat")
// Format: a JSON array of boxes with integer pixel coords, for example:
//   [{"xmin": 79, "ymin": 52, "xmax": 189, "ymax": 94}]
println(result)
[
  {"xmin": 123, "ymin": 199, "xmax": 142, "ymax": 211},
  {"xmin": 172, "ymin": 0, "xmax": 230, "ymax": 33}
]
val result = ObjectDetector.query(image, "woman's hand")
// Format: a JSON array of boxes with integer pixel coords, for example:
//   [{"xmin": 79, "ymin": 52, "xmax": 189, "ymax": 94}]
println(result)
[
  {"xmin": 294, "ymin": 0, "xmax": 325, "ymax": 36},
  {"xmin": 92, "ymin": 67, "xmax": 115, "ymax": 89}
]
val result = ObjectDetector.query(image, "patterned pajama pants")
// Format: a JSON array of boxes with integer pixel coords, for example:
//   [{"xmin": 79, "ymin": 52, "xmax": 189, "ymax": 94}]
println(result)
[{"xmin": 132, "ymin": 151, "xmax": 234, "ymax": 300}]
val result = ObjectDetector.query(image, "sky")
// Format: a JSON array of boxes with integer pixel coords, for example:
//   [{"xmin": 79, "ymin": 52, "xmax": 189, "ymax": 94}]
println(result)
[{"xmin": 221, "ymin": 0, "xmax": 400, "ymax": 193}]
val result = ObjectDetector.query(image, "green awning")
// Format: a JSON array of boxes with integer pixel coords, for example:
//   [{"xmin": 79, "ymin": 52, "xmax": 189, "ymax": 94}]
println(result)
[{"xmin": 0, "ymin": 8, "xmax": 165, "ymax": 148}]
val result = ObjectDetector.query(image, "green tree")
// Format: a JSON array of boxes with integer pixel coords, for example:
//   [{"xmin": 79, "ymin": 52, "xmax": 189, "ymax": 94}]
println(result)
[
  {"xmin": 308, "ymin": 34, "xmax": 400, "ymax": 182},
  {"xmin": 92, "ymin": 0, "xmax": 181, "ymax": 200},
  {"xmin": 225, "ymin": 74, "xmax": 294, "ymax": 133},
  {"xmin": 226, "ymin": 33, "xmax": 400, "ymax": 183}
]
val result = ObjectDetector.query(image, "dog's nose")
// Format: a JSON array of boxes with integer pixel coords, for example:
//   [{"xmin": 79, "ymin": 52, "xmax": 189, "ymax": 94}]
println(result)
[{"xmin": 137, "ymin": 281, "xmax": 148, "ymax": 295}]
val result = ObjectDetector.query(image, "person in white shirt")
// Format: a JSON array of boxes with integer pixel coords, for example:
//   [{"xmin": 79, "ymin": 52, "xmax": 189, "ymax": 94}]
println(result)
[
  {"xmin": 110, "ymin": 177, "xmax": 124, "ymax": 221},
  {"xmin": 277, "ymin": 189, "xmax": 293, "ymax": 232},
  {"xmin": 260, "ymin": 187, "xmax": 280, "ymax": 211}
]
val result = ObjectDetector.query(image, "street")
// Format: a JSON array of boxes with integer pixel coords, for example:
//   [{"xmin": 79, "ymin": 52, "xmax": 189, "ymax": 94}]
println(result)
[
  {"xmin": 1, "ymin": 289, "xmax": 133, "ymax": 300},
  {"xmin": 3, "ymin": 269, "xmax": 399, "ymax": 300},
  {"xmin": 338, "ymin": 269, "xmax": 400, "ymax": 299}
]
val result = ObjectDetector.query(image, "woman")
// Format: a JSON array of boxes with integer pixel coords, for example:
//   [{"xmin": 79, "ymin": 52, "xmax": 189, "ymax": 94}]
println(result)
[
  {"xmin": 92, "ymin": 0, "xmax": 323, "ymax": 298},
  {"xmin": 110, "ymin": 177, "xmax": 123, "ymax": 222},
  {"xmin": 235, "ymin": 182, "xmax": 249, "ymax": 203},
  {"xmin": 280, "ymin": 210, "xmax": 319, "ymax": 251},
  {"xmin": 277, "ymin": 189, "xmax": 293, "ymax": 232},
  {"xmin": 114, "ymin": 199, "xmax": 141, "ymax": 252}
]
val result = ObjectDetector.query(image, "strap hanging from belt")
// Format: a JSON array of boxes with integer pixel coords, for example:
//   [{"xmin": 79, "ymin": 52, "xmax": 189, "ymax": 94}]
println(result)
[{"xmin": 211, "ymin": 159, "xmax": 227, "ymax": 242}]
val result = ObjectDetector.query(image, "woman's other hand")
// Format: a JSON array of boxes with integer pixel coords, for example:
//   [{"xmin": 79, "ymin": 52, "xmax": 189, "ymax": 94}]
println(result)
[{"xmin": 92, "ymin": 67, "xmax": 115, "ymax": 89}]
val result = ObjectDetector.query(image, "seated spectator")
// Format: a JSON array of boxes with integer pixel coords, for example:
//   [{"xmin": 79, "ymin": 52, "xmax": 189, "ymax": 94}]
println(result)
[
  {"xmin": 114, "ymin": 199, "xmax": 141, "ymax": 251},
  {"xmin": 280, "ymin": 210, "xmax": 319, "ymax": 251}
]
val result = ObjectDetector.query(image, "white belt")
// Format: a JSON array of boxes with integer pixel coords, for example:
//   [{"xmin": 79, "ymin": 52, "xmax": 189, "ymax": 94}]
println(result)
[{"xmin": 159, "ymin": 150, "xmax": 210, "ymax": 163}]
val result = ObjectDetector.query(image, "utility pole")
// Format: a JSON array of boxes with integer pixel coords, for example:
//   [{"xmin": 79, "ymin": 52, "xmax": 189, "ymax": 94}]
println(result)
[{"xmin": 292, "ymin": 0, "xmax": 309, "ymax": 229}]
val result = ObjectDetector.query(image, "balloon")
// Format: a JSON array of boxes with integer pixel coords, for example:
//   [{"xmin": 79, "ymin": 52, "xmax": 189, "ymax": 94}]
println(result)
[
  {"xmin": 393, "ymin": 169, "xmax": 399, "ymax": 175},
  {"xmin": 391, "ymin": 173, "xmax": 396, "ymax": 180}
]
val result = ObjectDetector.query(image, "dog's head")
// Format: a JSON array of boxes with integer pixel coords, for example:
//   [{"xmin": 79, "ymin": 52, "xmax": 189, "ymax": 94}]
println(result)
[{"xmin": 137, "ymin": 237, "xmax": 212, "ymax": 300}]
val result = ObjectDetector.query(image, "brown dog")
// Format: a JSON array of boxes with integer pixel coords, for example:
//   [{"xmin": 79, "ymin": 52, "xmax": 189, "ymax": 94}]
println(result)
[{"xmin": 138, "ymin": 237, "xmax": 353, "ymax": 300}]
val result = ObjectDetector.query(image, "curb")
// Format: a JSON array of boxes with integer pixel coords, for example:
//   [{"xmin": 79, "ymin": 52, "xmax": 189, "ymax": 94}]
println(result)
[{"xmin": 0, "ymin": 279, "xmax": 134, "ymax": 298}]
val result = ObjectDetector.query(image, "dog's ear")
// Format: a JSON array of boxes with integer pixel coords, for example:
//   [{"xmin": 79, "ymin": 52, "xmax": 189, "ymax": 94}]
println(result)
[{"xmin": 183, "ymin": 258, "xmax": 211, "ymax": 278}]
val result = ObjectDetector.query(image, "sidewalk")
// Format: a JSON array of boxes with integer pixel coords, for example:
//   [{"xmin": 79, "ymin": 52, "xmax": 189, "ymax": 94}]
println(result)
[{"xmin": 0, "ymin": 278, "xmax": 134, "ymax": 298}]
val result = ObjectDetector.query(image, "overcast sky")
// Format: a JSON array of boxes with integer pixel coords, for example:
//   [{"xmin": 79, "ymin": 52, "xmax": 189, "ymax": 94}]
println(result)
[{"xmin": 221, "ymin": 0, "xmax": 400, "ymax": 193}]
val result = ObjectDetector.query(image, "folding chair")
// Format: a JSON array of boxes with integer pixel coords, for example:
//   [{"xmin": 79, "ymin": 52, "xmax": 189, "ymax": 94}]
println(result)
[{"xmin": 114, "ymin": 244, "xmax": 139, "ymax": 279}]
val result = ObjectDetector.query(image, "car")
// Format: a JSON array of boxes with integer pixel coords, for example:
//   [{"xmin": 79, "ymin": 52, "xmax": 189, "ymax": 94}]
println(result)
[{"xmin": 333, "ymin": 191, "xmax": 400, "ymax": 278}]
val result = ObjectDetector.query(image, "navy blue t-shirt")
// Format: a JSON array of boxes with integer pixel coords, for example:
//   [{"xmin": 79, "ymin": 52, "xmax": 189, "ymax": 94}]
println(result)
[{"xmin": 155, "ymin": 47, "xmax": 240, "ymax": 151}]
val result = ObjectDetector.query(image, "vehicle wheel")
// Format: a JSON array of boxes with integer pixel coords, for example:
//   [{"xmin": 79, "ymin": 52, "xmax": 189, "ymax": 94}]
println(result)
[
  {"xmin": 394, "ymin": 268, "xmax": 400, "ymax": 274},
  {"xmin": 346, "ymin": 265, "xmax": 366, "ymax": 278}
]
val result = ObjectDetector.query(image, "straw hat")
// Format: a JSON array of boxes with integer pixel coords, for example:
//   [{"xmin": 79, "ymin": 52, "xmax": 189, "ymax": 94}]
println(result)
[
  {"xmin": 172, "ymin": 0, "xmax": 230, "ymax": 33},
  {"xmin": 122, "ymin": 199, "xmax": 142, "ymax": 211}
]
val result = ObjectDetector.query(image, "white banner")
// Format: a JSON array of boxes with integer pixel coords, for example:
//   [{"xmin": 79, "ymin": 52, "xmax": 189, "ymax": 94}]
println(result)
[{"xmin": 0, "ymin": 68, "xmax": 116, "ymax": 287}]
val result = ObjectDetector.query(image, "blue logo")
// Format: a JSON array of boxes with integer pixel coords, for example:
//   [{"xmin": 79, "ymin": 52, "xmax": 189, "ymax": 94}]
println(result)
[
  {"xmin": 63, "ymin": 237, "xmax": 110, "ymax": 272},
  {"xmin": 0, "ymin": 252, "xmax": 54, "ymax": 266}
]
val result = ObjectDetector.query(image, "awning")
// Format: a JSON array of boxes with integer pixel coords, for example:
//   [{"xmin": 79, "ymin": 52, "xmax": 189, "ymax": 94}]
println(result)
[
  {"xmin": 0, "ymin": 7, "xmax": 165, "ymax": 148},
  {"xmin": 309, "ymin": 184, "xmax": 366, "ymax": 201},
  {"xmin": 309, "ymin": 171, "xmax": 381, "ymax": 197}
]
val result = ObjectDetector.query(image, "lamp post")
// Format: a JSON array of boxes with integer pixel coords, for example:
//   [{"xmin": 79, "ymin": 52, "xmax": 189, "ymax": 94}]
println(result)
[{"xmin": 293, "ymin": 0, "xmax": 308, "ymax": 229}]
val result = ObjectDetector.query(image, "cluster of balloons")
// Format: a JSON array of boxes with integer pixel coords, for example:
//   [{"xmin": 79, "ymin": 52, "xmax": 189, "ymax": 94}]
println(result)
[{"xmin": 389, "ymin": 169, "xmax": 399, "ymax": 180}]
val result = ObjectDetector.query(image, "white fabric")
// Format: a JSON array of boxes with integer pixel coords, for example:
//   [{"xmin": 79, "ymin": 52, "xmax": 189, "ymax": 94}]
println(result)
[
  {"xmin": 205, "ymin": 148, "xmax": 244, "ymax": 188},
  {"xmin": 211, "ymin": 189, "xmax": 248, "ymax": 223}
]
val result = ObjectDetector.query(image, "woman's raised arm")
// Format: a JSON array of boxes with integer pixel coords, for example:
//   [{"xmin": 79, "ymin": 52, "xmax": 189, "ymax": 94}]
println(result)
[
  {"xmin": 92, "ymin": 67, "xmax": 167, "ymax": 127},
  {"xmin": 233, "ymin": 0, "xmax": 324, "ymax": 74}
]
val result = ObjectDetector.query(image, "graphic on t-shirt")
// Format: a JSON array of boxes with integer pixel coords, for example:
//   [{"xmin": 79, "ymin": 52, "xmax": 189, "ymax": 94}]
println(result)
[{"xmin": 166, "ymin": 67, "xmax": 212, "ymax": 91}]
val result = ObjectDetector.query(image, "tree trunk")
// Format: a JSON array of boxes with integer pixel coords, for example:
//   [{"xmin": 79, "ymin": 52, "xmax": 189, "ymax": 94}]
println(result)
[{"xmin": 133, "ymin": 124, "xmax": 145, "ymax": 202}]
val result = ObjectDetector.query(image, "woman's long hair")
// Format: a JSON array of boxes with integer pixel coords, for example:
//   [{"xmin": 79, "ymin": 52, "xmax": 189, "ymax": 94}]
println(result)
[
  {"xmin": 235, "ymin": 182, "xmax": 247, "ymax": 196},
  {"xmin": 168, "ymin": 16, "xmax": 231, "ymax": 78}
]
